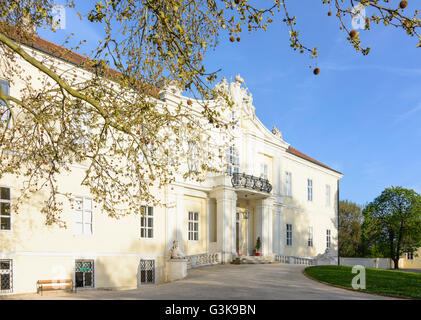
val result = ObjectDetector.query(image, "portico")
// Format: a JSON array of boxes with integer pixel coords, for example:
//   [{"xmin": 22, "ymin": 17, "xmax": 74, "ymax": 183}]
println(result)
[{"xmin": 209, "ymin": 173, "xmax": 274, "ymax": 263}]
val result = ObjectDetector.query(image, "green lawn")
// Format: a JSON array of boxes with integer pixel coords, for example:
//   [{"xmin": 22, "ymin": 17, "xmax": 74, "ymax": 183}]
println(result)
[{"xmin": 304, "ymin": 265, "xmax": 421, "ymax": 299}]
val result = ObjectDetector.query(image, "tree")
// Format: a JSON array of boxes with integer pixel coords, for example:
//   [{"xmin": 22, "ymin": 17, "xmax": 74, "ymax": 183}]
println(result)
[
  {"xmin": 0, "ymin": 1, "xmax": 420, "ymax": 226},
  {"xmin": 339, "ymin": 200, "xmax": 363, "ymax": 257},
  {"xmin": 362, "ymin": 187, "xmax": 421, "ymax": 269}
]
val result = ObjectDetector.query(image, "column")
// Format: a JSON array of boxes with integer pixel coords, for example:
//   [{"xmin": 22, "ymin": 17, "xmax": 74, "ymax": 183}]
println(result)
[
  {"xmin": 210, "ymin": 187, "xmax": 237, "ymax": 263},
  {"xmin": 255, "ymin": 197, "xmax": 274, "ymax": 257},
  {"xmin": 166, "ymin": 187, "xmax": 177, "ymax": 249},
  {"xmin": 175, "ymin": 191, "xmax": 185, "ymax": 251},
  {"xmin": 278, "ymin": 206, "xmax": 284, "ymax": 255},
  {"xmin": 273, "ymin": 205, "xmax": 282, "ymax": 255}
]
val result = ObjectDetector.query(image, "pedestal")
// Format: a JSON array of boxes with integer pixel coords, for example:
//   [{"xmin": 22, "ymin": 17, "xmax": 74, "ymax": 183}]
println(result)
[{"xmin": 167, "ymin": 259, "xmax": 188, "ymax": 282}]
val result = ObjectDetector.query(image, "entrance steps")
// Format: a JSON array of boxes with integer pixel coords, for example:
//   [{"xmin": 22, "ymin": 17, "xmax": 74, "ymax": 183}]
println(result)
[{"xmin": 231, "ymin": 256, "xmax": 276, "ymax": 265}]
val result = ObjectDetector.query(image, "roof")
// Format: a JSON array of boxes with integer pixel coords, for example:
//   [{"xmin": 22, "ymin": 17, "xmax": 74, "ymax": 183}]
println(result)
[
  {"xmin": 2, "ymin": 24, "xmax": 159, "ymax": 97},
  {"xmin": 286, "ymin": 146, "xmax": 342, "ymax": 175}
]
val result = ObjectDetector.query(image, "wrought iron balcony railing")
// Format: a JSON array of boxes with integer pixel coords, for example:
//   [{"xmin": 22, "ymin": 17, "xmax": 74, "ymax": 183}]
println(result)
[{"xmin": 231, "ymin": 172, "xmax": 272, "ymax": 194}]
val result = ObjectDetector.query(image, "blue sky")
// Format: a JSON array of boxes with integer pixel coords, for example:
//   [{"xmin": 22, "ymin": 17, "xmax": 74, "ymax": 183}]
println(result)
[{"xmin": 38, "ymin": 1, "xmax": 421, "ymax": 206}]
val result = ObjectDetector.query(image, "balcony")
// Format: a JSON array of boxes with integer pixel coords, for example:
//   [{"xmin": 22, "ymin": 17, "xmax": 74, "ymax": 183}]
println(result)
[{"xmin": 231, "ymin": 172, "xmax": 272, "ymax": 194}]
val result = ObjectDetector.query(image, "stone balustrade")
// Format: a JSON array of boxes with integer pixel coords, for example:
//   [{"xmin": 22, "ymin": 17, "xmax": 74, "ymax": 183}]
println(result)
[
  {"xmin": 275, "ymin": 255, "xmax": 315, "ymax": 266},
  {"xmin": 186, "ymin": 253, "xmax": 221, "ymax": 269}
]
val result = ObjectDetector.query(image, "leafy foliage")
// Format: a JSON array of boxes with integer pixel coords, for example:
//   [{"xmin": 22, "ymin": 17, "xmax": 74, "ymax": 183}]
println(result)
[
  {"xmin": 362, "ymin": 187, "xmax": 421, "ymax": 269},
  {"xmin": 0, "ymin": 1, "xmax": 421, "ymax": 226},
  {"xmin": 339, "ymin": 200, "xmax": 363, "ymax": 257}
]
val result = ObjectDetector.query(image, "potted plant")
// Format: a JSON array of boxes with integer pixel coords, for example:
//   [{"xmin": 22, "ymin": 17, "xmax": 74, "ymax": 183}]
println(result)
[{"xmin": 255, "ymin": 237, "xmax": 261, "ymax": 256}]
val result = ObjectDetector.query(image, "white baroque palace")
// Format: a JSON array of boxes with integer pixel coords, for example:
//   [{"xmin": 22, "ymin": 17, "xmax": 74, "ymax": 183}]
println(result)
[{"xmin": 0, "ymin": 35, "xmax": 343, "ymax": 294}]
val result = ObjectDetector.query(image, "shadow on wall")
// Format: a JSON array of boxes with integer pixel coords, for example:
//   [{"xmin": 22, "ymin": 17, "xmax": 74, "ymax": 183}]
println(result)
[
  {"xmin": 1, "ymin": 184, "xmax": 47, "ymax": 253},
  {"xmin": 281, "ymin": 193, "xmax": 339, "ymax": 258},
  {"xmin": 282, "ymin": 196, "xmax": 312, "ymax": 258}
]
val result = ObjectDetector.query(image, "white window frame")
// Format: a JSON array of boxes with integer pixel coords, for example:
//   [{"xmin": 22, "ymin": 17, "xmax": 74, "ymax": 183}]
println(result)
[
  {"xmin": 227, "ymin": 146, "xmax": 240, "ymax": 176},
  {"xmin": 0, "ymin": 79, "xmax": 11, "ymax": 124},
  {"xmin": 140, "ymin": 206, "xmax": 154, "ymax": 239},
  {"xmin": 285, "ymin": 171, "xmax": 292, "ymax": 197},
  {"xmin": 0, "ymin": 186, "xmax": 12, "ymax": 232},
  {"xmin": 326, "ymin": 185, "xmax": 331, "ymax": 206},
  {"xmin": 326, "ymin": 229, "xmax": 331, "ymax": 249},
  {"xmin": 308, "ymin": 226, "xmax": 313, "ymax": 247},
  {"xmin": 286, "ymin": 224, "xmax": 293, "ymax": 246},
  {"xmin": 188, "ymin": 211, "xmax": 199, "ymax": 241},
  {"xmin": 260, "ymin": 163, "xmax": 268, "ymax": 180},
  {"xmin": 307, "ymin": 179, "xmax": 313, "ymax": 202},
  {"xmin": 72, "ymin": 99, "xmax": 93, "ymax": 146},
  {"xmin": 74, "ymin": 196, "xmax": 93, "ymax": 236}
]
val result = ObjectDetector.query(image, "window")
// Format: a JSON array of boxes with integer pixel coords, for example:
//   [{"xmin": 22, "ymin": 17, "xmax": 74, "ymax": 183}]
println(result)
[
  {"xmin": 406, "ymin": 252, "xmax": 414, "ymax": 260},
  {"xmin": 285, "ymin": 172, "xmax": 292, "ymax": 197},
  {"xmin": 307, "ymin": 179, "xmax": 313, "ymax": 201},
  {"xmin": 226, "ymin": 146, "xmax": 239, "ymax": 176},
  {"xmin": 326, "ymin": 185, "xmax": 331, "ymax": 206},
  {"xmin": 187, "ymin": 140, "xmax": 200, "ymax": 172},
  {"xmin": 139, "ymin": 259, "xmax": 155, "ymax": 284},
  {"xmin": 74, "ymin": 197, "xmax": 93, "ymax": 235},
  {"xmin": 0, "ymin": 79, "xmax": 11, "ymax": 123},
  {"xmin": 140, "ymin": 206, "xmax": 154, "ymax": 238},
  {"xmin": 326, "ymin": 229, "xmax": 331, "ymax": 249},
  {"xmin": 188, "ymin": 211, "xmax": 199, "ymax": 241},
  {"xmin": 0, "ymin": 187, "xmax": 11, "ymax": 231},
  {"xmin": 308, "ymin": 227, "xmax": 313, "ymax": 247},
  {"xmin": 0, "ymin": 259, "xmax": 13, "ymax": 293},
  {"xmin": 260, "ymin": 163, "xmax": 268, "ymax": 180},
  {"xmin": 75, "ymin": 260, "xmax": 94, "ymax": 288},
  {"xmin": 72, "ymin": 100, "xmax": 92, "ymax": 145},
  {"xmin": 138, "ymin": 125, "xmax": 155, "ymax": 163},
  {"xmin": 286, "ymin": 224, "xmax": 292, "ymax": 246}
]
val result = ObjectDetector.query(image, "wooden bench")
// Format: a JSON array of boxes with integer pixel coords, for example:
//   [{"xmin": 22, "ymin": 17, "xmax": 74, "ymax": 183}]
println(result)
[{"xmin": 37, "ymin": 279, "xmax": 74, "ymax": 295}]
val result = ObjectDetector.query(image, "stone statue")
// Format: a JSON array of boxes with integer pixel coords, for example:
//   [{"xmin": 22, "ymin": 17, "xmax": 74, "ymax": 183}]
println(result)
[
  {"xmin": 214, "ymin": 77, "xmax": 228, "ymax": 91},
  {"xmin": 169, "ymin": 240, "xmax": 185, "ymax": 259},
  {"xmin": 315, "ymin": 248, "xmax": 337, "ymax": 265},
  {"xmin": 272, "ymin": 126, "xmax": 282, "ymax": 139}
]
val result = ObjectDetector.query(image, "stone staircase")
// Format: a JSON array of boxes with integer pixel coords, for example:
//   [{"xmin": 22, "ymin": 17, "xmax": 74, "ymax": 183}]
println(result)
[{"xmin": 231, "ymin": 256, "xmax": 275, "ymax": 265}]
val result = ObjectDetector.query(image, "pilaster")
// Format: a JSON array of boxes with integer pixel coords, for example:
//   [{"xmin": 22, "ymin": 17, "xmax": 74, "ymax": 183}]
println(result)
[{"xmin": 255, "ymin": 197, "xmax": 275, "ymax": 257}]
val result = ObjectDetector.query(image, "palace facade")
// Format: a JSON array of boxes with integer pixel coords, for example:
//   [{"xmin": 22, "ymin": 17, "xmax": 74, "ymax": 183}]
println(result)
[{"xmin": 0, "ymin": 35, "xmax": 343, "ymax": 294}]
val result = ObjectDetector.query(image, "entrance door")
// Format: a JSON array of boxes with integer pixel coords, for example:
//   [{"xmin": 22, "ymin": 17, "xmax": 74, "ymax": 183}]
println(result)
[{"xmin": 75, "ymin": 260, "xmax": 94, "ymax": 288}]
